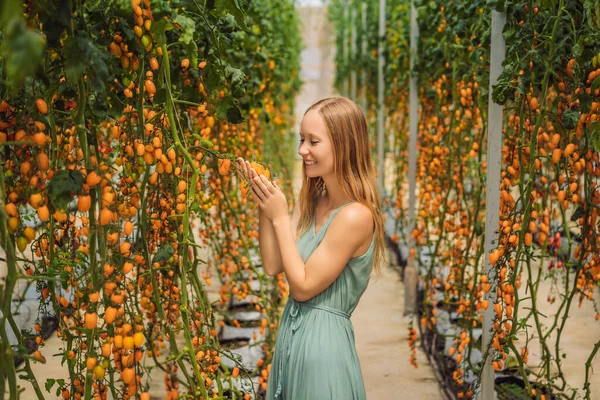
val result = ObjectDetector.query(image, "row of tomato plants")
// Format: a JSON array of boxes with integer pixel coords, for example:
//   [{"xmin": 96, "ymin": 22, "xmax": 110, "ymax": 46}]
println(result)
[
  {"xmin": 0, "ymin": 0, "xmax": 301, "ymax": 399},
  {"xmin": 330, "ymin": 0, "xmax": 600, "ymax": 398}
]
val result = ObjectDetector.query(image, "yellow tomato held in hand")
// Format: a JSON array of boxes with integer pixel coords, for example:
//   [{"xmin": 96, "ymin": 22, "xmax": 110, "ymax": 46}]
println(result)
[
  {"xmin": 249, "ymin": 162, "xmax": 270, "ymax": 179},
  {"xmin": 218, "ymin": 159, "xmax": 231, "ymax": 175}
]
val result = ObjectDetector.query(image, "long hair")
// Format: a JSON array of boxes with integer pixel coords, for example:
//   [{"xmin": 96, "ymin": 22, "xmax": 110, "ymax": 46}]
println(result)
[{"xmin": 296, "ymin": 97, "xmax": 386, "ymax": 276}]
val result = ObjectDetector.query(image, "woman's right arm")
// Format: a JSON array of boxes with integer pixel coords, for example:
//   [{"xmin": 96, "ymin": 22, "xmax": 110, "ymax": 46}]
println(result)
[
  {"xmin": 258, "ymin": 207, "xmax": 283, "ymax": 276},
  {"xmin": 259, "ymin": 199, "xmax": 299, "ymax": 276},
  {"xmin": 239, "ymin": 158, "xmax": 298, "ymax": 276}
]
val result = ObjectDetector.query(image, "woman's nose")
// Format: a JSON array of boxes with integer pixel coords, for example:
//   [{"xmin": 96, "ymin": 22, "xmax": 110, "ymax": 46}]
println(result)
[{"xmin": 298, "ymin": 143, "xmax": 309, "ymax": 156}]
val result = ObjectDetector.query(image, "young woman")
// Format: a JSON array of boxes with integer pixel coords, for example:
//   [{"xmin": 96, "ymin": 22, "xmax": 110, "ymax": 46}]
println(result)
[{"xmin": 237, "ymin": 97, "xmax": 385, "ymax": 399}]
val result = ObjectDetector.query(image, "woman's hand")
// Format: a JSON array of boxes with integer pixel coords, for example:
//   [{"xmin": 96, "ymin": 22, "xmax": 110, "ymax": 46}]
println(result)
[
  {"xmin": 237, "ymin": 157, "xmax": 288, "ymax": 222},
  {"xmin": 237, "ymin": 158, "xmax": 263, "ymax": 205},
  {"xmin": 251, "ymin": 173, "xmax": 288, "ymax": 222}
]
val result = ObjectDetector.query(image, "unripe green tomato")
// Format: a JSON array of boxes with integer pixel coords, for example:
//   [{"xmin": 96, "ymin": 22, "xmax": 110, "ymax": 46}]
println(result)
[
  {"xmin": 17, "ymin": 236, "xmax": 28, "ymax": 252},
  {"xmin": 141, "ymin": 35, "xmax": 152, "ymax": 50}
]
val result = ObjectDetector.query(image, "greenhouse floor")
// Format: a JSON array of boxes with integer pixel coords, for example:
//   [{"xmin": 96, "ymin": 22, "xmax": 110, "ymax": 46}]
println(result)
[{"xmin": 351, "ymin": 257, "xmax": 442, "ymax": 399}]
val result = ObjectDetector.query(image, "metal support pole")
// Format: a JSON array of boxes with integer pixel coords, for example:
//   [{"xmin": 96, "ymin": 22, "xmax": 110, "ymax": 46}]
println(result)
[
  {"xmin": 404, "ymin": 0, "xmax": 419, "ymax": 316},
  {"xmin": 351, "ymin": 8, "xmax": 357, "ymax": 101},
  {"xmin": 361, "ymin": 3, "xmax": 367, "ymax": 114},
  {"xmin": 479, "ymin": 9, "xmax": 506, "ymax": 400},
  {"xmin": 343, "ymin": 6, "xmax": 350, "ymax": 97},
  {"xmin": 377, "ymin": 0, "xmax": 385, "ymax": 196}
]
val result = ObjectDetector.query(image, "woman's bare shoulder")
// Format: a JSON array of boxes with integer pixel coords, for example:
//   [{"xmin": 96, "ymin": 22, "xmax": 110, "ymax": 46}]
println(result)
[
  {"xmin": 322, "ymin": 202, "xmax": 373, "ymax": 257},
  {"xmin": 338, "ymin": 202, "xmax": 373, "ymax": 228}
]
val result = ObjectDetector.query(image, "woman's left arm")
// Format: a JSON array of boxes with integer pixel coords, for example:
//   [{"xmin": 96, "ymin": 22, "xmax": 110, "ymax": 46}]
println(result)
[{"xmin": 271, "ymin": 208, "xmax": 371, "ymax": 301}]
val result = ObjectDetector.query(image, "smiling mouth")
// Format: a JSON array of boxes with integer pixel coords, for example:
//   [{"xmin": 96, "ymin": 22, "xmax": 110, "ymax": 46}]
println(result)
[{"xmin": 304, "ymin": 161, "xmax": 317, "ymax": 166}]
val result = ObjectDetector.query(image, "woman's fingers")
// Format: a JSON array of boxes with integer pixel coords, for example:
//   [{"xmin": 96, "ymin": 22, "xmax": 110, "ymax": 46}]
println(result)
[
  {"xmin": 259, "ymin": 175, "xmax": 277, "ymax": 193},
  {"xmin": 251, "ymin": 176, "xmax": 268, "ymax": 199},
  {"xmin": 238, "ymin": 158, "xmax": 249, "ymax": 179},
  {"xmin": 236, "ymin": 158, "xmax": 244, "ymax": 180},
  {"xmin": 251, "ymin": 186, "xmax": 264, "ymax": 203},
  {"xmin": 236, "ymin": 159, "xmax": 270, "ymax": 212}
]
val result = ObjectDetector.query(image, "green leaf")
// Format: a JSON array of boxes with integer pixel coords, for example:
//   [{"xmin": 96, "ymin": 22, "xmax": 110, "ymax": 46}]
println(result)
[
  {"xmin": 592, "ymin": 122, "xmax": 600, "ymax": 152},
  {"xmin": 31, "ymin": 0, "xmax": 71, "ymax": 47},
  {"xmin": 225, "ymin": 65, "xmax": 246, "ymax": 98},
  {"xmin": 216, "ymin": 96, "xmax": 234, "ymax": 120},
  {"xmin": 217, "ymin": 96, "xmax": 244, "ymax": 124},
  {"xmin": 47, "ymin": 170, "xmax": 84, "ymax": 211},
  {"xmin": 45, "ymin": 378, "xmax": 55, "ymax": 393},
  {"xmin": 60, "ymin": 270, "xmax": 70, "ymax": 290},
  {"xmin": 183, "ymin": 40, "xmax": 199, "ymax": 72},
  {"xmin": 63, "ymin": 36, "xmax": 88, "ymax": 84},
  {"xmin": 219, "ymin": 14, "xmax": 237, "ymax": 33},
  {"xmin": 0, "ymin": 19, "xmax": 45, "ymax": 90},
  {"xmin": 0, "ymin": 0, "xmax": 21, "ymax": 29},
  {"xmin": 153, "ymin": 88, "xmax": 167, "ymax": 104},
  {"xmin": 62, "ymin": 35, "xmax": 110, "ymax": 95},
  {"xmin": 571, "ymin": 206, "xmax": 585, "ymax": 222},
  {"xmin": 199, "ymin": 138, "xmax": 214, "ymax": 148},
  {"xmin": 224, "ymin": 0, "xmax": 247, "ymax": 29},
  {"xmin": 151, "ymin": 0, "xmax": 173, "ymax": 19},
  {"xmin": 150, "ymin": 19, "xmax": 172, "ymax": 48},
  {"xmin": 579, "ymin": 93, "xmax": 593, "ymax": 114},
  {"xmin": 182, "ymin": 86, "xmax": 200, "ymax": 103},
  {"xmin": 562, "ymin": 108, "xmax": 580, "ymax": 130},
  {"xmin": 592, "ymin": 76, "xmax": 600, "ymax": 93},
  {"xmin": 204, "ymin": 63, "xmax": 222, "ymax": 93},
  {"xmin": 152, "ymin": 244, "xmax": 175, "ymax": 263},
  {"xmin": 174, "ymin": 15, "xmax": 196, "ymax": 44},
  {"xmin": 227, "ymin": 103, "xmax": 244, "ymax": 124},
  {"xmin": 109, "ymin": 0, "xmax": 133, "ymax": 17}
]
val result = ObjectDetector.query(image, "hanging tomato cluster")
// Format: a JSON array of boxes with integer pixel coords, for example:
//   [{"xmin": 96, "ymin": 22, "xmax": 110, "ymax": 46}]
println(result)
[{"xmin": 0, "ymin": 0, "xmax": 301, "ymax": 399}]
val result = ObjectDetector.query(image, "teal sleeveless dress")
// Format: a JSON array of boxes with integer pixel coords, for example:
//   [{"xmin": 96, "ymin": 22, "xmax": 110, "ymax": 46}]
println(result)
[{"xmin": 265, "ymin": 202, "xmax": 375, "ymax": 400}]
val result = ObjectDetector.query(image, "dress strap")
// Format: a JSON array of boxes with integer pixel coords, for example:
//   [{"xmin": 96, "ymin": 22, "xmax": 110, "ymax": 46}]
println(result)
[
  {"xmin": 328, "ymin": 201, "xmax": 355, "ymax": 218},
  {"xmin": 314, "ymin": 201, "xmax": 355, "ymax": 236}
]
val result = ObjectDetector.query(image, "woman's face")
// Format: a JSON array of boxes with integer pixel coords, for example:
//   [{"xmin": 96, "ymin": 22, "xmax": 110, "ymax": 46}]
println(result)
[{"xmin": 298, "ymin": 110, "xmax": 334, "ymax": 179}]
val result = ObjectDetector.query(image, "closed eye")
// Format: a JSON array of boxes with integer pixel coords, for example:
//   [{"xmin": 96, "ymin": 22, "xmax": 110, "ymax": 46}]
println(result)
[{"xmin": 299, "ymin": 138, "xmax": 318, "ymax": 145}]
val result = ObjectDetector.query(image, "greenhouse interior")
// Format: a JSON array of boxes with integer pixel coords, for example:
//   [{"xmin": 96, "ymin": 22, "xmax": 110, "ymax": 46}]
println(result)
[{"xmin": 1, "ymin": 0, "xmax": 600, "ymax": 399}]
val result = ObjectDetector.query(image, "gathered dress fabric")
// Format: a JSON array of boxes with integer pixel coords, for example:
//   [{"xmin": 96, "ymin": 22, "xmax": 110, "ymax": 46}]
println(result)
[{"xmin": 265, "ymin": 202, "xmax": 375, "ymax": 400}]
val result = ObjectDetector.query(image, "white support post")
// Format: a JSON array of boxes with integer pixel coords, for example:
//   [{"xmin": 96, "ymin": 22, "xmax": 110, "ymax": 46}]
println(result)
[
  {"xmin": 351, "ymin": 7, "xmax": 357, "ymax": 101},
  {"xmin": 377, "ymin": 0, "xmax": 385, "ymax": 196},
  {"xmin": 479, "ymin": 9, "xmax": 506, "ymax": 400},
  {"xmin": 343, "ymin": 6, "xmax": 349, "ymax": 97},
  {"xmin": 361, "ymin": 2, "xmax": 367, "ymax": 114},
  {"xmin": 404, "ymin": 0, "xmax": 419, "ymax": 315}
]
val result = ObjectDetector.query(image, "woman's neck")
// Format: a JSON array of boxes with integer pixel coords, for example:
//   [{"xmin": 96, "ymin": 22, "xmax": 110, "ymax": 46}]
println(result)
[{"xmin": 319, "ymin": 176, "xmax": 352, "ymax": 210}]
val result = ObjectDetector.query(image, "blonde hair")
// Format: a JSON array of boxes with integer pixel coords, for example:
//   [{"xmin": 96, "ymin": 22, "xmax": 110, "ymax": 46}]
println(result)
[{"xmin": 296, "ymin": 97, "xmax": 386, "ymax": 276}]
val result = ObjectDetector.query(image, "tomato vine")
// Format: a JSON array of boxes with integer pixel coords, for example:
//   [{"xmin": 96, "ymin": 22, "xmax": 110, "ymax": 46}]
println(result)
[{"xmin": 0, "ymin": 0, "xmax": 301, "ymax": 399}]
